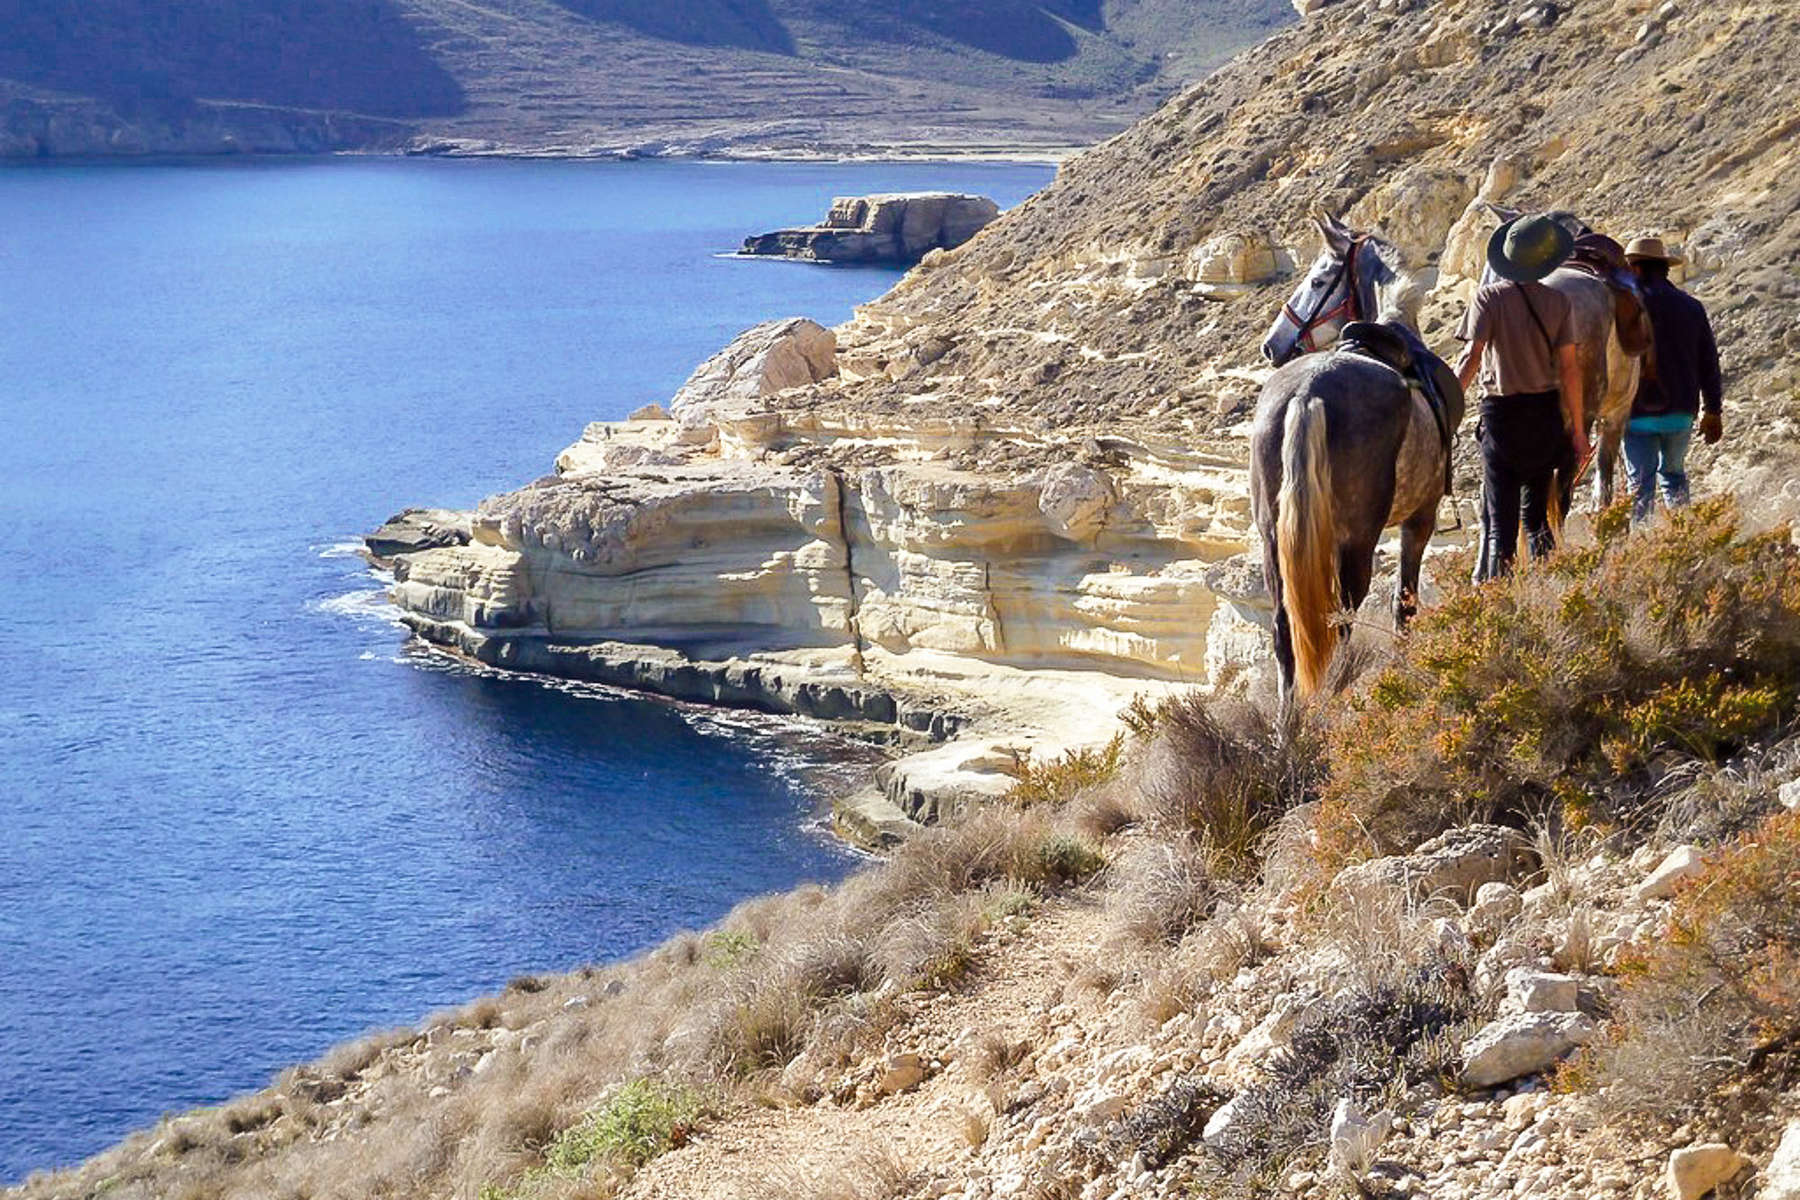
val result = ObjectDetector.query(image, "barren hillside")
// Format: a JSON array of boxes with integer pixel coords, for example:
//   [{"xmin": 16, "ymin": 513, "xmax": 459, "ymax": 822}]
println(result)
[
  {"xmin": 811, "ymin": 0, "xmax": 1798, "ymax": 480},
  {"xmin": 0, "ymin": 0, "xmax": 1290, "ymax": 157}
]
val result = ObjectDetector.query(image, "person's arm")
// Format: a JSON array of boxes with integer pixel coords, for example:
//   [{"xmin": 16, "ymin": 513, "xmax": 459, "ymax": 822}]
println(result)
[
  {"xmin": 1457, "ymin": 335, "xmax": 1486, "ymax": 394},
  {"xmin": 1557, "ymin": 341, "xmax": 1590, "ymax": 461},
  {"xmin": 1697, "ymin": 303, "xmax": 1723, "ymax": 444}
]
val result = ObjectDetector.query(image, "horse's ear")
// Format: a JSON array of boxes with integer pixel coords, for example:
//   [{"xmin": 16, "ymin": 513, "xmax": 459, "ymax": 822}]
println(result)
[{"xmin": 1315, "ymin": 214, "xmax": 1352, "ymax": 254}]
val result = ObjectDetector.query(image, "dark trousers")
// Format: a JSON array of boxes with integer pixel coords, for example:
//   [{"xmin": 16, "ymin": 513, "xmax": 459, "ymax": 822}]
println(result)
[{"xmin": 1477, "ymin": 391, "xmax": 1568, "ymax": 581}]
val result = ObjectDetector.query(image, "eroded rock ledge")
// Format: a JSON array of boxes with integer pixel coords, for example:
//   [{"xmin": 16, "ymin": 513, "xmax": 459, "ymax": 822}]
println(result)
[{"xmin": 372, "ymin": 318, "xmax": 1275, "ymax": 841}]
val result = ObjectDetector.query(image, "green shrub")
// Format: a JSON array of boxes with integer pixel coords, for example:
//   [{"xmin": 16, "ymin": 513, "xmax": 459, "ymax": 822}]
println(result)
[
  {"xmin": 1322, "ymin": 499, "xmax": 1800, "ymax": 855},
  {"xmin": 702, "ymin": 929, "xmax": 760, "ymax": 969},
  {"xmin": 1009, "ymin": 738, "xmax": 1124, "ymax": 808},
  {"xmin": 544, "ymin": 1078, "xmax": 701, "ymax": 1171},
  {"xmin": 483, "ymin": 1078, "xmax": 703, "ymax": 1199}
]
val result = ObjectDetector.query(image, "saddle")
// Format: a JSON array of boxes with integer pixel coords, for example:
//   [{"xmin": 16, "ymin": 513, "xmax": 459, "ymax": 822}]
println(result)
[
  {"xmin": 1340, "ymin": 319, "xmax": 1456, "ymax": 491},
  {"xmin": 1562, "ymin": 233, "xmax": 1654, "ymax": 358}
]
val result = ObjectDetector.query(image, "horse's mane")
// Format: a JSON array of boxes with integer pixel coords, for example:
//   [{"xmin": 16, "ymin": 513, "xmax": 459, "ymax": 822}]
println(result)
[{"xmin": 1362, "ymin": 234, "xmax": 1426, "ymax": 326}]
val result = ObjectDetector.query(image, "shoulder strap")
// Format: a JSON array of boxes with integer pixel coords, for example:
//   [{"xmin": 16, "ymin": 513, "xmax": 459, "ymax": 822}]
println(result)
[{"xmin": 1517, "ymin": 283, "xmax": 1556, "ymax": 358}]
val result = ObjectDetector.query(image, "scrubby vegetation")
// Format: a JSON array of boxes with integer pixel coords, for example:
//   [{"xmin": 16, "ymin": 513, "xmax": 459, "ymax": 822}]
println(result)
[
  {"xmin": 1322, "ymin": 499, "xmax": 1800, "ymax": 858},
  {"xmin": 23, "ymin": 501, "xmax": 1800, "ymax": 1199},
  {"xmin": 1582, "ymin": 806, "xmax": 1800, "ymax": 1122}
]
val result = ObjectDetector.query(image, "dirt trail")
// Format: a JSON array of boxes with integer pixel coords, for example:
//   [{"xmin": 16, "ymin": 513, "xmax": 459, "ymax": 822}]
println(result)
[{"xmin": 624, "ymin": 899, "xmax": 1111, "ymax": 1199}]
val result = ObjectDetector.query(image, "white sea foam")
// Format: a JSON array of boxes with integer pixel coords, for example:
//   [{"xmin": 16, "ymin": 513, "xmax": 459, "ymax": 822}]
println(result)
[
  {"xmin": 313, "ymin": 540, "xmax": 368, "ymax": 559},
  {"xmin": 312, "ymin": 588, "xmax": 406, "ymax": 628}
]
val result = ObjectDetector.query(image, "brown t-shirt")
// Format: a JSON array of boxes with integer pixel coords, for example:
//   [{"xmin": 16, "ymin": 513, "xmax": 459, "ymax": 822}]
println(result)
[{"xmin": 1456, "ymin": 280, "xmax": 1576, "ymax": 396}]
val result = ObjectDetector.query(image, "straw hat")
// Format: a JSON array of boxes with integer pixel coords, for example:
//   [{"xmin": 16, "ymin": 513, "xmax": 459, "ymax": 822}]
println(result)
[
  {"xmin": 1624, "ymin": 235, "xmax": 1684, "ymax": 264},
  {"xmin": 1487, "ymin": 213, "xmax": 1575, "ymax": 282}
]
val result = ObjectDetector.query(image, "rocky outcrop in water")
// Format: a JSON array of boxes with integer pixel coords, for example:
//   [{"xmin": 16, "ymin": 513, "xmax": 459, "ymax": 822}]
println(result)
[{"xmin": 741, "ymin": 194, "xmax": 1001, "ymax": 265}]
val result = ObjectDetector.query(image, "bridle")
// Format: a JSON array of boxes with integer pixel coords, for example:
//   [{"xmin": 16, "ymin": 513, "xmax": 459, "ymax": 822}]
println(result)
[{"xmin": 1280, "ymin": 236, "xmax": 1367, "ymax": 356}]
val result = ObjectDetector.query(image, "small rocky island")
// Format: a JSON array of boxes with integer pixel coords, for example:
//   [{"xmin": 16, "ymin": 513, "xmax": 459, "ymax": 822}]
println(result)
[{"xmin": 740, "ymin": 192, "xmax": 1000, "ymax": 265}]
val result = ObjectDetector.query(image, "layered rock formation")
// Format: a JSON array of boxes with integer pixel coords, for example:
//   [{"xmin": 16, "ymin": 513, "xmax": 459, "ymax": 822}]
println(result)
[
  {"xmin": 376, "ymin": 314, "xmax": 1261, "ymax": 770},
  {"xmin": 741, "ymin": 194, "xmax": 1001, "ymax": 265},
  {"xmin": 380, "ymin": 0, "xmax": 1800, "ymax": 832}
]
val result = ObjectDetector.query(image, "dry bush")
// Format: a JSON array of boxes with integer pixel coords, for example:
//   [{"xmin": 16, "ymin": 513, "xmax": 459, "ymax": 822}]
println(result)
[
  {"xmin": 971, "ymin": 1030, "xmax": 1032, "ymax": 1081},
  {"xmin": 743, "ymin": 1144, "xmax": 918, "ymax": 1200},
  {"xmin": 1576, "ymin": 806, "xmax": 1800, "ymax": 1124},
  {"xmin": 1137, "ymin": 966, "xmax": 1205, "ymax": 1027},
  {"xmin": 870, "ymin": 890, "xmax": 989, "ymax": 991},
  {"xmin": 956, "ymin": 1104, "xmax": 991, "ymax": 1148},
  {"xmin": 1129, "ymin": 694, "xmax": 1324, "ymax": 873},
  {"xmin": 1308, "ymin": 874, "xmax": 1458, "ymax": 994},
  {"xmin": 1105, "ymin": 838, "xmax": 1219, "ymax": 947},
  {"xmin": 1072, "ymin": 781, "xmax": 1138, "ymax": 840},
  {"xmin": 315, "ymin": 1027, "xmax": 415, "ymax": 1082},
  {"xmin": 1197, "ymin": 961, "xmax": 1480, "ymax": 1195},
  {"xmin": 1322, "ymin": 499, "xmax": 1800, "ymax": 857}
]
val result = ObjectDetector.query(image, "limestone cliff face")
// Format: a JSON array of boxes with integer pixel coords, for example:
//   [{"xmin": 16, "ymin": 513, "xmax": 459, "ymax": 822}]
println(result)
[{"xmin": 384, "ymin": 317, "xmax": 1265, "ymax": 744}]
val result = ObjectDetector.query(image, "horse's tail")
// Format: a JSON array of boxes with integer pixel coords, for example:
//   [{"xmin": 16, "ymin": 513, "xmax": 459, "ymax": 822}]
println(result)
[{"xmin": 1277, "ymin": 396, "xmax": 1338, "ymax": 699}]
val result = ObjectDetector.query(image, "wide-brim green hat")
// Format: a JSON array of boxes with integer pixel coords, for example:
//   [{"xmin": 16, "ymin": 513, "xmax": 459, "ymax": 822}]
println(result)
[{"xmin": 1487, "ymin": 213, "xmax": 1575, "ymax": 282}]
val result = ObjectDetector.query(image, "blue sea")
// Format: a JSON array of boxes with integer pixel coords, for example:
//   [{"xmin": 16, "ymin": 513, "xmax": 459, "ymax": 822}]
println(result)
[{"xmin": 0, "ymin": 157, "xmax": 1053, "ymax": 1183}]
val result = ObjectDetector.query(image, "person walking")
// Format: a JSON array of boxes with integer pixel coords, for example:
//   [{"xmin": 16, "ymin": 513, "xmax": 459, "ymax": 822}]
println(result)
[
  {"xmin": 1456, "ymin": 213, "xmax": 1590, "ymax": 581},
  {"xmin": 1622, "ymin": 236, "xmax": 1722, "ymax": 522}
]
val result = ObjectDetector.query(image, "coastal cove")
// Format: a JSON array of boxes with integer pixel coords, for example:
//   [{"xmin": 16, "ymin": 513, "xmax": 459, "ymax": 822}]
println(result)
[{"xmin": 0, "ymin": 157, "xmax": 1054, "ymax": 1183}]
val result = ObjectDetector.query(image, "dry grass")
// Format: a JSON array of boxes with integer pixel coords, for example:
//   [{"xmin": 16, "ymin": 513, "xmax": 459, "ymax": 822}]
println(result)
[
  {"xmin": 1104, "ymin": 838, "xmax": 1219, "ymax": 947},
  {"xmin": 1574, "ymin": 806, "xmax": 1800, "ymax": 1130},
  {"xmin": 742, "ymin": 1144, "xmax": 918, "ymax": 1200}
]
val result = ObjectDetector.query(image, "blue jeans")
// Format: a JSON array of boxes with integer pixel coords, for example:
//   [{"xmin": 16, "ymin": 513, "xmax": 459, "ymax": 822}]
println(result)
[{"xmin": 1623, "ymin": 423, "xmax": 1693, "ymax": 522}]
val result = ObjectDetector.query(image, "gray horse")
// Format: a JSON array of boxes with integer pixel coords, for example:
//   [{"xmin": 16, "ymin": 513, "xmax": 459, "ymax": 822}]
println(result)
[{"xmin": 1254, "ymin": 216, "xmax": 1465, "ymax": 702}]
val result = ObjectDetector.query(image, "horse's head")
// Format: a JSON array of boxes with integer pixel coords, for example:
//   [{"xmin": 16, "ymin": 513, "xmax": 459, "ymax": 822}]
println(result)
[{"xmin": 1261, "ymin": 214, "xmax": 1419, "ymax": 366}]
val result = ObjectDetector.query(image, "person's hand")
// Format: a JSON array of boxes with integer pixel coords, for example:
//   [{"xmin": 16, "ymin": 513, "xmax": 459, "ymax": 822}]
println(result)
[
  {"xmin": 1571, "ymin": 427, "xmax": 1592, "ymax": 463},
  {"xmin": 1700, "ymin": 411, "xmax": 1723, "ymax": 445}
]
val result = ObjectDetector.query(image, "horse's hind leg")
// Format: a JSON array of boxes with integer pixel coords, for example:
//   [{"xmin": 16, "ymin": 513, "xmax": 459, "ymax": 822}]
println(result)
[
  {"xmin": 1394, "ymin": 506, "xmax": 1436, "ymax": 631},
  {"xmin": 1595, "ymin": 418, "xmax": 1625, "ymax": 509},
  {"xmin": 1337, "ymin": 538, "xmax": 1377, "ymax": 635}
]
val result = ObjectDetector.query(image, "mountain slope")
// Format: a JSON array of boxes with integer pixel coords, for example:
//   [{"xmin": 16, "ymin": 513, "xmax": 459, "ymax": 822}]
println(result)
[
  {"xmin": 812, "ymin": 0, "xmax": 1799, "ymax": 487},
  {"xmin": 0, "ymin": 0, "xmax": 1293, "ymax": 158}
]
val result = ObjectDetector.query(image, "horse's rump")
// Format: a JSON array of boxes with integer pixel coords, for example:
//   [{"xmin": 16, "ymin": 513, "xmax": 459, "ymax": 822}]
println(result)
[{"xmin": 1564, "ymin": 234, "xmax": 1654, "ymax": 359}]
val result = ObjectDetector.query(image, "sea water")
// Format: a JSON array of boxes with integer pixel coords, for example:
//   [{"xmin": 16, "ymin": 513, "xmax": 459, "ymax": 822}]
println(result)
[{"xmin": 0, "ymin": 157, "xmax": 1053, "ymax": 1181}]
